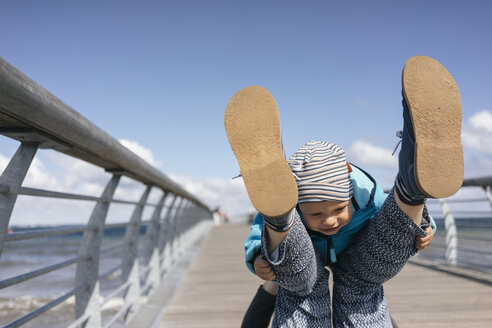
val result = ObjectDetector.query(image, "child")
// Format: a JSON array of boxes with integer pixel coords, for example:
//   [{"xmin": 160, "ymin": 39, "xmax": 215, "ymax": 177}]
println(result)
[
  {"xmin": 241, "ymin": 147, "xmax": 435, "ymax": 328},
  {"xmin": 225, "ymin": 56, "xmax": 462, "ymax": 327}
]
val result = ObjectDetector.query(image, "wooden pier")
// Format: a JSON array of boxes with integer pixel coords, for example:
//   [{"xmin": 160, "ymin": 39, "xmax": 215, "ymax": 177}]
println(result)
[{"xmin": 136, "ymin": 224, "xmax": 492, "ymax": 328}]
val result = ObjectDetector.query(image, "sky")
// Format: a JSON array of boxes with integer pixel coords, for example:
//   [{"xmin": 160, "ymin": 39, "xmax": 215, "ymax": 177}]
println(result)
[{"xmin": 1, "ymin": 1, "xmax": 491, "ymax": 224}]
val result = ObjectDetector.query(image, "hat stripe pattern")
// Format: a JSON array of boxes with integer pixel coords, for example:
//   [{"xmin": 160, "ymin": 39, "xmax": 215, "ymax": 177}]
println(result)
[{"xmin": 287, "ymin": 141, "xmax": 353, "ymax": 203}]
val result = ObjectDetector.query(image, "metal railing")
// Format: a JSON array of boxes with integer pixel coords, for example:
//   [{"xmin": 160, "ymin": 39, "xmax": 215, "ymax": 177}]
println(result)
[
  {"xmin": 0, "ymin": 57, "xmax": 213, "ymax": 328},
  {"xmin": 418, "ymin": 177, "xmax": 492, "ymax": 274}
]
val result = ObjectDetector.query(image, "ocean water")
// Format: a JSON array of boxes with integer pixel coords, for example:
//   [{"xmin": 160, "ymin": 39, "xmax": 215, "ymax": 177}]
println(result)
[
  {"xmin": 419, "ymin": 217, "xmax": 492, "ymax": 273},
  {"xmin": 0, "ymin": 227, "xmax": 144, "ymax": 328}
]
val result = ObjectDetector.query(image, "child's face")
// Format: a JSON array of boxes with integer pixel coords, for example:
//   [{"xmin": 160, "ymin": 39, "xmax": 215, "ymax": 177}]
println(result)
[{"xmin": 298, "ymin": 200, "xmax": 353, "ymax": 236}]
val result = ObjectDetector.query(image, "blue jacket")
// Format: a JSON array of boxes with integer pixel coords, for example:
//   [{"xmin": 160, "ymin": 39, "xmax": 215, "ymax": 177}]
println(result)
[{"xmin": 244, "ymin": 164, "xmax": 436, "ymax": 274}]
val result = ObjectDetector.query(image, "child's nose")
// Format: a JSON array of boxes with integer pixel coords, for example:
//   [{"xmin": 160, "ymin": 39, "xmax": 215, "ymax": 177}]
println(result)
[{"xmin": 322, "ymin": 216, "xmax": 337, "ymax": 227}]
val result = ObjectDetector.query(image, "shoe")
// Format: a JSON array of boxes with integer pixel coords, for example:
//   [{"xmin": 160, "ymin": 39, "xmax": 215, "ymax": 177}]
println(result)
[
  {"xmin": 224, "ymin": 86, "xmax": 298, "ymax": 217},
  {"xmin": 397, "ymin": 56, "xmax": 464, "ymax": 202}
]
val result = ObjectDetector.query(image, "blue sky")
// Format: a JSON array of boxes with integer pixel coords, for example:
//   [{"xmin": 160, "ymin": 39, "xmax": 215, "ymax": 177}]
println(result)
[{"xmin": 1, "ymin": 1, "xmax": 491, "ymax": 221}]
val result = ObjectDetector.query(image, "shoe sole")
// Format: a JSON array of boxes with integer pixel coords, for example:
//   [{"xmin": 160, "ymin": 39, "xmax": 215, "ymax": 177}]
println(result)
[
  {"xmin": 224, "ymin": 86, "xmax": 298, "ymax": 217},
  {"xmin": 403, "ymin": 56, "xmax": 464, "ymax": 198}
]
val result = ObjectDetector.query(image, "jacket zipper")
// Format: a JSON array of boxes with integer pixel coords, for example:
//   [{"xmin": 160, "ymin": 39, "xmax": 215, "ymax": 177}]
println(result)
[{"xmin": 327, "ymin": 237, "xmax": 336, "ymax": 263}]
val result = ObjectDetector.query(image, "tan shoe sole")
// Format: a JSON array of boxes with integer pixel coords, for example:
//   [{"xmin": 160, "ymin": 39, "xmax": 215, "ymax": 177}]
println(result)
[
  {"xmin": 402, "ymin": 56, "xmax": 464, "ymax": 198},
  {"xmin": 224, "ymin": 86, "xmax": 298, "ymax": 217}
]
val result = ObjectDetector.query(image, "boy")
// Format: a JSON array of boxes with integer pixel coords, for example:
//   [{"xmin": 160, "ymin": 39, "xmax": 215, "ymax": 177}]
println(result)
[
  {"xmin": 225, "ymin": 55, "xmax": 462, "ymax": 327},
  {"xmin": 241, "ymin": 144, "xmax": 435, "ymax": 327}
]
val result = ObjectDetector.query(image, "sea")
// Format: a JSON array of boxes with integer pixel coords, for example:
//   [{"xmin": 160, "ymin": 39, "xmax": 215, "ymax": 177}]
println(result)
[
  {"xmin": 0, "ymin": 226, "xmax": 148, "ymax": 328},
  {"xmin": 419, "ymin": 217, "xmax": 492, "ymax": 273}
]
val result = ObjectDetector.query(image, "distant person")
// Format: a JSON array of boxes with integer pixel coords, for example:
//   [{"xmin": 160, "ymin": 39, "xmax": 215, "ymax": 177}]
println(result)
[
  {"xmin": 213, "ymin": 207, "xmax": 222, "ymax": 225},
  {"xmin": 224, "ymin": 56, "xmax": 462, "ymax": 327},
  {"xmin": 213, "ymin": 207, "xmax": 230, "ymax": 225},
  {"xmin": 222, "ymin": 212, "xmax": 230, "ymax": 223}
]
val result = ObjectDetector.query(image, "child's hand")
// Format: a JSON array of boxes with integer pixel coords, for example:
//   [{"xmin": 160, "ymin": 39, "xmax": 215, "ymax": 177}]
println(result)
[
  {"xmin": 254, "ymin": 255, "xmax": 276, "ymax": 281},
  {"xmin": 415, "ymin": 227, "xmax": 433, "ymax": 250}
]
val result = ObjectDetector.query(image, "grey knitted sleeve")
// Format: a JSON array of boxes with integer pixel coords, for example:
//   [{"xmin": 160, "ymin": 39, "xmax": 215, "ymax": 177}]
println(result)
[
  {"xmin": 260, "ymin": 210, "xmax": 317, "ymax": 296},
  {"xmin": 333, "ymin": 189, "xmax": 427, "ymax": 289},
  {"xmin": 261, "ymin": 210, "xmax": 332, "ymax": 327},
  {"xmin": 331, "ymin": 189, "xmax": 428, "ymax": 327}
]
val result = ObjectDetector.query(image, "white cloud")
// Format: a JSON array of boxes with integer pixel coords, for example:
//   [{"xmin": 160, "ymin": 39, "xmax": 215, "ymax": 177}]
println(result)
[
  {"xmin": 169, "ymin": 174, "xmax": 251, "ymax": 218},
  {"xmin": 45, "ymin": 151, "xmax": 108, "ymax": 195},
  {"xmin": 4, "ymin": 122, "xmax": 490, "ymax": 225},
  {"xmin": 0, "ymin": 153, "xmax": 9, "ymax": 172},
  {"xmin": 0, "ymin": 151, "xmax": 60, "ymax": 191},
  {"xmin": 119, "ymin": 139, "xmax": 162, "ymax": 168},
  {"xmin": 462, "ymin": 110, "xmax": 492, "ymax": 157},
  {"xmin": 344, "ymin": 114, "xmax": 492, "ymax": 188},
  {"xmin": 463, "ymin": 154, "xmax": 492, "ymax": 179},
  {"xmin": 467, "ymin": 110, "xmax": 492, "ymax": 133},
  {"xmin": 1, "ymin": 148, "xmax": 158, "ymax": 225},
  {"xmin": 347, "ymin": 140, "xmax": 398, "ymax": 168},
  {"xmin": 23, "ymin": 157, "xmax": 60, "ymax": 190},
  {"xmin": 425, "ymin": 186, "xmax": 492, "ymax": 218},
  {"xmin": 2, "ymin": 142, "xmax": 250, "ymax": 225}
]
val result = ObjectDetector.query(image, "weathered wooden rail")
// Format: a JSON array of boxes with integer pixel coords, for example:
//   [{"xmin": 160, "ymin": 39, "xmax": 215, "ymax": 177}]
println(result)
[{"xmin": 0, "ymin": 56, "xmax": 212, "ymax": 328}]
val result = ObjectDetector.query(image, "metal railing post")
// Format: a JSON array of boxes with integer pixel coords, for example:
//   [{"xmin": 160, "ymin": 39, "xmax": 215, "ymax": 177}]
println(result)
[
  {"xmin": 175, "ymin": 200, "xmax": 190, "ymax": 257},
  {"xmin": 142, "ymin": 192, "xmax": 167, "ymax": 297},
  {"xmin": 186, "ymin": 204, "xmax": 198, "ymax": 245},
  {"xmin": 121, "ymin": 186, "xmax": 151, "ymax": 325},
  {"xmin": 184, "ymin": 203, "xmax": 194, "ymax": 245},
  {"xmin": 188, "ymin": 203, "xmax": 199, "ymax": 244},
  {"xmin": 169, "ymin": 197, "xmax": 185, "ymax": 266},
  {"xmin": 75, "ymin": 174, "xmax": 121, "ymax": 328},
  {"xmin": 0, "ymin": 142, "xmax": 38, "ymax": 257},
  {"xmin": 483, "ymin": 185, "xmax": 492, "ymax": 211},
  {"xmin": 158, "ymin": 194, "xmax": 176, "ymax": 278},
  {"xmin": 175, "ymin": 202, "xmax": 186, "ymax": 254},
  {"xmin": 439, "ymin": 199, "xmax": 458, "ymax": 265},
  {"xmin": 181, "ymin": 203, "xmax": 190, "ymax": 248},
  {"xmin": 194, "ymin": 205, "xmax": 206, "ymax": 238}
]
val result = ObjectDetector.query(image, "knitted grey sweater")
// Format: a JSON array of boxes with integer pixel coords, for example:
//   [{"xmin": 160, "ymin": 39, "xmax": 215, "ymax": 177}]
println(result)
[{"xmin": 261, "ymin": 191, "xmax": 427, "ymax": 327}]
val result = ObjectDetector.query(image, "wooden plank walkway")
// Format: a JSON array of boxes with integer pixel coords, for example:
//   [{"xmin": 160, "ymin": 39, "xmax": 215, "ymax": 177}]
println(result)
[
  {"xmin": 156, "ymin": 223, "xmax": 261, "ymax": 328},
  {"xmin": 385, "ymin": 260, "xmax": 492, "ymax": 327},
  {"xmin": 155, "ymin": 224, "xmax": 492, "ymax": 328}
]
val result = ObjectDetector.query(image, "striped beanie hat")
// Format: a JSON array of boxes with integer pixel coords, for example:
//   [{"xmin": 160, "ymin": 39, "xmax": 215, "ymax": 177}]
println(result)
[{"xmin": 287, "ymin": 141, "xmax": 353, "ymax": 203}]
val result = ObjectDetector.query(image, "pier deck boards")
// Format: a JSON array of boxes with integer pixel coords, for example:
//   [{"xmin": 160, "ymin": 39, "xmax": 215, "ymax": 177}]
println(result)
[{"xmin": 156, "ymin": 224, "xmax": 492, "ymax": 327}]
